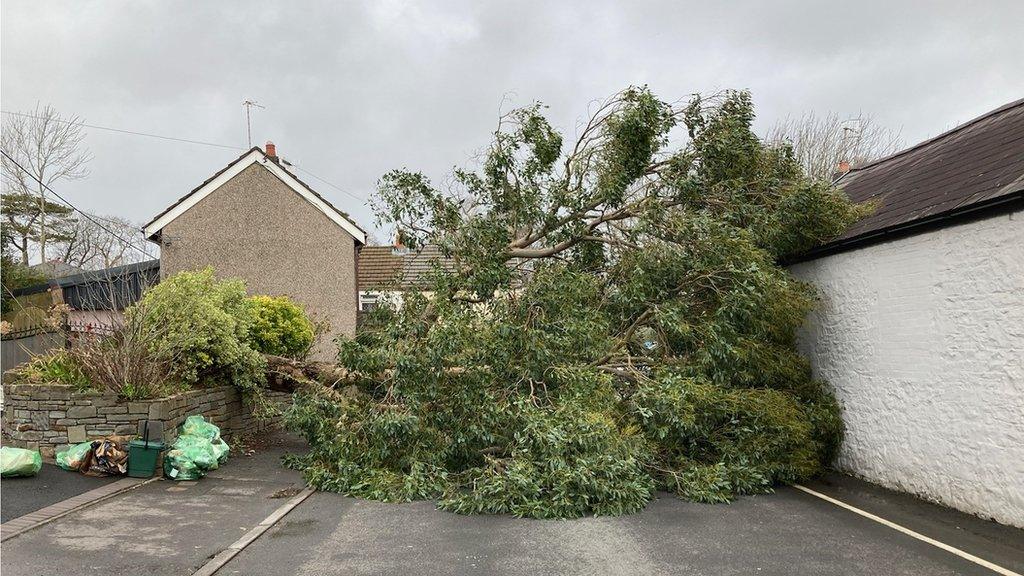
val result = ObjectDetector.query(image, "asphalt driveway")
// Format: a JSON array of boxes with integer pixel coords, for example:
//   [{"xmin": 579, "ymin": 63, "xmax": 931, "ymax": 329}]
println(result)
[
  {"xmin": 218, "ymin": 478, "xmax": 1024, "ymax": 576},
  {"xmin": 1, "ymin": 433, "xmax": 1021, "ymax": 576},
  {"xmin": 0, "ymin": 434, "xmax": 309, "ymax": 576},
  {"xmin": 1, "ymin": 462, "xmax": 118, "ymax": 523}
]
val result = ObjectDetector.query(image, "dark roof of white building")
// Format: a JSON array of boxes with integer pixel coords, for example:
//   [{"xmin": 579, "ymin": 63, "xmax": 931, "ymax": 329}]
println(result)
[
  {"xmin": 797, "ymin": 98, "xmax": 1024, "ymax": 261},
  {"xmin": 13, "ymin": 259, "xmax": 160, "ymax": 310}
]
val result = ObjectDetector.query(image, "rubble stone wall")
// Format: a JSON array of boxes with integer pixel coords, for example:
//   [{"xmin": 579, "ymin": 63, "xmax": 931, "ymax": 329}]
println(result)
[{"xmin": 2, "ymin": 384, "xmax": 291, "ymax": 458}]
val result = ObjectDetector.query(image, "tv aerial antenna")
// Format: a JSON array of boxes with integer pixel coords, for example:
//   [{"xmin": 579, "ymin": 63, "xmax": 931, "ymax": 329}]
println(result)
[{"xmin": 242, "ymin": 100, "xmax": 265, "ymax": 148}]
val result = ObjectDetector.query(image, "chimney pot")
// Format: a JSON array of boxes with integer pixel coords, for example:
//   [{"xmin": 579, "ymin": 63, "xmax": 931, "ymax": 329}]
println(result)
[
  {"xmin": 838, "ymin": 160, "xmax": 851, "ymax": 174},
  {"xmin": 265, "ymin": 141, "xmax": 277, "ymax": 158}
]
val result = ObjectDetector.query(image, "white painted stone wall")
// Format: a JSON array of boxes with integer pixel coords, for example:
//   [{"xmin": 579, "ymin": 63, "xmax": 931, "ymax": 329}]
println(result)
[{"xmin": 789, "ymin": 209, "xmax": 1024, "ymax": 528}]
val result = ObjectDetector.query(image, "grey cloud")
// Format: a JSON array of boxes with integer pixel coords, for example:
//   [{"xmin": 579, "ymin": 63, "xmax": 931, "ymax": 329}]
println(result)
[{"xmin": 3, "ymin": 0, "xmax": 1022, "ymax": 239}]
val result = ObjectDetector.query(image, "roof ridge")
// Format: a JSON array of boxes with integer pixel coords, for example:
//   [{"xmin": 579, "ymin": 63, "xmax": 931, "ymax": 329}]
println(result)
[
  {"xmin": 847, "ymin": 97, "xmax": 1024, "ymax": 175},
  {"xmin": 143, "ymin": 147, "xmax": 366, "ymax": 242}
]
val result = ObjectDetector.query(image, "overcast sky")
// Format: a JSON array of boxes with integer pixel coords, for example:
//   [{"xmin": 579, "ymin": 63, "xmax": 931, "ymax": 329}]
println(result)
[{"xmin": 3, "ymin": 0, "xmax": 1022, "ymax": 241}]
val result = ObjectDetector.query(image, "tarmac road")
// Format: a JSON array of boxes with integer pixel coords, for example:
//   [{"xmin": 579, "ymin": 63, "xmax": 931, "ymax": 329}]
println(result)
[
  {"xmin": 2, "ymin": 433, "xmax": 1021, "ymax": 576},
  {"xmin": 218, "ymin": 476, "xmax": 1024, "ymax": 576},
  {"xmin": 0, "ymin": 434, "xmax": 308, "ymax": 576},
  {"xmin": 1, "ymin": 463, "xmax": 117, "ymax": 523}
]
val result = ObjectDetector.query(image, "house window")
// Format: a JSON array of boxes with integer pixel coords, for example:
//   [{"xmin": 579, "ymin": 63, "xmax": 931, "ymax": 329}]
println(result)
[{"xmin": 359, "ymin": 292, "xmax": 379, "ymax": 312}]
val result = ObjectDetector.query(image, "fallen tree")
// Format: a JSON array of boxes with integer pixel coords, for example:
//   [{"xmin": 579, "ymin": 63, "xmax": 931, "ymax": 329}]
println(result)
[
  {"xmin": 264, "ymin": 354, "xmax": 355, "ymax": 392},
  {"xmin": 283, "ymin": 88, "xmax": 868, "ymax": 518}
]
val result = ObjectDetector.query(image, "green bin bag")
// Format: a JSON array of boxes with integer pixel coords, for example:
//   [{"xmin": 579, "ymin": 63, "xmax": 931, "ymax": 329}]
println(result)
[
  {"xmin": 163, "ymin": 449, "xmax": 204, "ymax": 481},
  {"xmin": 1, "ymin": 447, "xmax": 43, "ymax": 477},
  {"xmin": 56, "ymin": 441, "xmax": 93, "ymax": 471},
  {"xmin": 210, "ymin": 437, "xmax": 230, "ymax": 464},
  {"xmin": 172, "ymin": 434, "xmax": 219, "ymax": 471},
  {"xmin": 180, "ymin": 415, "xmax": 221, "ymax": 442},
  {"xmin": 161, "ymin": 415, "xmax": 232, "ymax": 480}
]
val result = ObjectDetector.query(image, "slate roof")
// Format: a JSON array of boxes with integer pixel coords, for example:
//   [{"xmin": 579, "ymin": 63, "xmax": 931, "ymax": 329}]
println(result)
[
  {"xmin": 358, "ymin": 245, "xmax": 453, "ymax": 291},
  {"xmin": 800, "ymin": 98, "xmax": 1024, "ymax": 260}
]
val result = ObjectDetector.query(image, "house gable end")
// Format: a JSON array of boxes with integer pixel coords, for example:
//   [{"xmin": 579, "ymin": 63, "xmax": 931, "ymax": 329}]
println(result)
[{"xmin": 144, "ymin": 149, "xmax": 366, "ymax": 244}]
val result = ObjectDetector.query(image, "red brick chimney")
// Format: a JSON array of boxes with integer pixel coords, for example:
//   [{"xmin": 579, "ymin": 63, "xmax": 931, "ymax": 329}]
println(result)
[
  {"xmin": 392, "ymin": 231, "xmax": 409, "ymax": 255},
  {"xmin": 265, "ymin": 141, "xmax": 277, "ymax": 159}
]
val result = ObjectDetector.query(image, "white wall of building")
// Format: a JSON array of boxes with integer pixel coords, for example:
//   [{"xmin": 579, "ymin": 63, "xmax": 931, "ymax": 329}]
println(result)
[
  {"xmin": 358, "ymin": 290, "xmax": 405, "ymax": 312},
  {"xmin": 789, "ymin": 210, "xmax": 1024, "ymax": 528}
]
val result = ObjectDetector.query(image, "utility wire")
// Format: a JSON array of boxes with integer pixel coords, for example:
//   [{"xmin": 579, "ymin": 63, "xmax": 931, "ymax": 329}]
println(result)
[
  {"xmin": 1, "ymin": 110, "xmax": 245, "ymax": 151},
  {"xmin": 1, "ymin": 109, "xmax": 368, "ymax": 201},
  {"xmin": 291, "ymin": 165, "xmax": 367, "ymax": 203},
  {"xmin": 1, "ymin": 149, "xmax": 157, "ymax": 259}
]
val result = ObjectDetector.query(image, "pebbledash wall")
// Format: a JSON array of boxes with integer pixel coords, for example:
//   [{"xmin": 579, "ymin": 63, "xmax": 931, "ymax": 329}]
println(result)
[
  {"xmin": 157, "ymin": 162, "xmax": 359, "ymax": 361},
  {"xmin": 789, "ymin": 210, "xmax": 1024, "ymax": 528},
  {"xmin": 2, "ymin": 384, "xmax": 291, "ymax": 458}
]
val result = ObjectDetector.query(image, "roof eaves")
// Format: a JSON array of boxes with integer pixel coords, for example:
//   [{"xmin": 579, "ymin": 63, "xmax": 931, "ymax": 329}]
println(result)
[
  {"xmin": 273, "ymin": 162, "xmax": 368, "ymax": 238},
  {"xmin": 142, "ymin": 147, "xmax": 367, "ymax": 244},
  {"xmin": 785, "ymin": 190, "xmax": 1024, "ymax": 264},
  {"xmin": 142, "ymin": 147, "xmax": 258, "ymax": 238}
]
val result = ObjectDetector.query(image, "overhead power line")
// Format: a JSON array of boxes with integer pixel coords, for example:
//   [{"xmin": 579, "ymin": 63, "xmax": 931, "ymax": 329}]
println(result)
[
  {"xmin": 0, "ymin": 109, "xmax": 368, "ymax": 202},
  {"xmin": 291, "ymin": 165, "xmax": 367, "ymax": 203},
  {"xmin": 1, "ymin": 149, "xmax": 157, "ymax": 260},
  {"xmin": 1, "ymin": 110, "xmax": 245, "ymax": 151}
]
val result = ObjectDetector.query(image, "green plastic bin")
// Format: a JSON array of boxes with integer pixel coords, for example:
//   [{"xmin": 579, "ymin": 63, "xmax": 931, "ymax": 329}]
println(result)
[{"xmin": 127, "ymin": 440, "xmax": 165, "ymax": 478}]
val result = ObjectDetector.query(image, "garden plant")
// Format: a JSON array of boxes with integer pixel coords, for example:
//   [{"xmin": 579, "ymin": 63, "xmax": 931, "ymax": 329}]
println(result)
[{"xmin": 10, "ymin": 268, "xmax": 314, "ymax": 402}]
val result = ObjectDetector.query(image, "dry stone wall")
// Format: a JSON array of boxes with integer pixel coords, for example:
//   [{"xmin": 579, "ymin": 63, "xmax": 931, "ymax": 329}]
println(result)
[{"xmin": 2, "ymin": 384, "xmax": 291, "ymax": 458}]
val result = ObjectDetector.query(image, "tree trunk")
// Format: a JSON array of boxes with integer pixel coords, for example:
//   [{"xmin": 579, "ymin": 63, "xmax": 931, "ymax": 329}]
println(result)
[
  {"xmin": 263, "ymin": 354, "xmax": 359, "ymax": 394},
  {"xmin": 262, "ymin": 355, "xmax": 472, "ymax": 397},
  {"xmin": 38, "ymin": 185, "xmax": 47, "ymax": 264}
]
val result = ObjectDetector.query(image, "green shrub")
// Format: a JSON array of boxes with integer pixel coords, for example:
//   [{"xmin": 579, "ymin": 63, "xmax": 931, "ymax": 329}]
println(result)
[
  {"xmin": 247, "ymin": 295, "xmax": 315, "ymax": 358},
  {"xmin": 14, "ymin": 350, "xmax": 92, "ymax": 390},
  {"xmin": 70, "ymin": 315, "xmax": 183, "ymax": 401},
  {"xmin": 129, "ymin": 268, "xmax": 265, "ymax": 392},
  {"xmin": 1, "ymin": 259, "xmax": 47, "ymax": 314}
]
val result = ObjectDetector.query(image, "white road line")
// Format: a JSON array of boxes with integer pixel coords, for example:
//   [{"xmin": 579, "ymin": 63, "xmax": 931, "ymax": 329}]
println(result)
[
  {"xmin": 793, "ymin": 484, "xmax": 1022, "ymax": 576},
  {"xmin": 192, "ymin": 486, "xmax": 316, "ymax": 576}
]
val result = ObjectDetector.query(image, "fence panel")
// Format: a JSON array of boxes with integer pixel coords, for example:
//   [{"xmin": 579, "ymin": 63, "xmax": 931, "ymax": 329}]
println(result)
[{"xmin": 1, "ymin": 328, "xmax": 65, "ymax": 373}]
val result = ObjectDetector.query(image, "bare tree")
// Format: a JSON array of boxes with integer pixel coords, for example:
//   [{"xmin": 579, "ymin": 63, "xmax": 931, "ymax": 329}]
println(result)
[
  {"xmin": 57, "ymin": 214, "xmax": 151, "ymax": 270},
  {"xmin": 767, "ymin": 111, "xmax": 902, "ymax": 181},
  {"xmin": 1, "ymin": 104, "xmax": 92, "ymax": 263}
]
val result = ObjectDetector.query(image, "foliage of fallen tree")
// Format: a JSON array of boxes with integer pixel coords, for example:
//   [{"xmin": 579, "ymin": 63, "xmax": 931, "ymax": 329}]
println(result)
[{"xmin": 285, "ymin": 88, "xmax": 868, "ymax": 518}]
